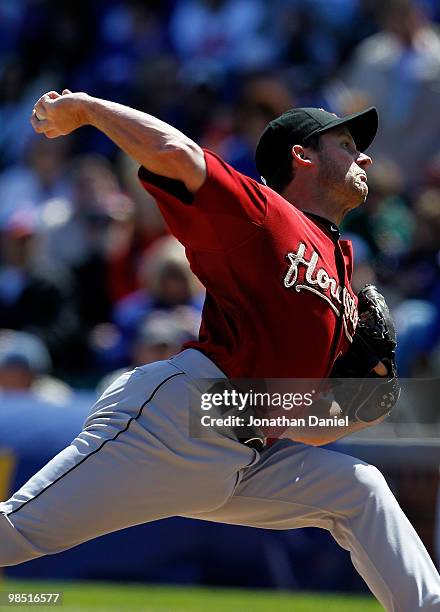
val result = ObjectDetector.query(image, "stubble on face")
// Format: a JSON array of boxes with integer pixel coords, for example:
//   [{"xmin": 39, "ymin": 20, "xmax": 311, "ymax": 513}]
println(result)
[{"xmin": 315, "ymin": 134, "xmax": 368, "ymax": 212}]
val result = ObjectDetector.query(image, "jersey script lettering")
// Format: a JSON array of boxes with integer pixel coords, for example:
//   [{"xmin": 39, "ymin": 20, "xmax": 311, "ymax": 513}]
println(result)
[{"xmin": 283, "ymin": 242, "xmax": 358, "ymax": 341}]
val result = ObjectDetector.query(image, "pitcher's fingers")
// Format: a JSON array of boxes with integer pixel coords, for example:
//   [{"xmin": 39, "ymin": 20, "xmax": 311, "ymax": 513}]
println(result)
[
  {"xmin": 45, "ymin": 129, "xmax": 61, "ymax": 139},
  {"xmin": 62, "ymin": 89, "xmax": 72, "ymax": 95},
  {"xmin": 34, "ymin": 100, "xmax": 48, "ymax": 119},
  {"xmin": 30, "ymin": 114, "xmax": 50, "ymax": 132},
  {"xmin": 34, "ymin": 91, "xmax": 59, "ymax": 108}
]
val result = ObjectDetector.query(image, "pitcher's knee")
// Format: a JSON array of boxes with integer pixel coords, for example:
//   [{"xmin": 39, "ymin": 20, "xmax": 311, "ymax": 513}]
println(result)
[{"xmin": 0, "ymin": 513, "xmax": 47, "ymax": 567}]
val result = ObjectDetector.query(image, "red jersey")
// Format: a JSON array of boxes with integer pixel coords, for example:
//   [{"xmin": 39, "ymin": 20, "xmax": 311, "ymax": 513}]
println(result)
[{"xmin": 138, "ymin": 150, "xmax": 358, "ymax": 378}]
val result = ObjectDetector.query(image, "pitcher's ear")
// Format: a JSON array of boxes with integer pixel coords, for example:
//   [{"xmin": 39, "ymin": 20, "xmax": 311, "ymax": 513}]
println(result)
[{"xmin": 292, "ymin": 145, "xmax": 313, "ymax": 166}]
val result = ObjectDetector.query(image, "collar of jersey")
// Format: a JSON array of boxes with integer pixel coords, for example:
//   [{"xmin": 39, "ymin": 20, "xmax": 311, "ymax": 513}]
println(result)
[{"xmin": 303, "ymin": 212, "xmax": 341, "ymax": 242}]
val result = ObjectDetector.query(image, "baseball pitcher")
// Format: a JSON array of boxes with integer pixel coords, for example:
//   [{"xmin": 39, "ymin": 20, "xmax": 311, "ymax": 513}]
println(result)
[{"xmin": 0, "ymin": 89, "xmax": 438, "ymax": 610}]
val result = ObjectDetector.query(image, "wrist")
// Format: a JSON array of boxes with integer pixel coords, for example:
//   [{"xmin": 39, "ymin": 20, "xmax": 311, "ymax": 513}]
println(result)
[{"xmin": 75, "ymin": 93, "xmax": 94, "ymax": 128}]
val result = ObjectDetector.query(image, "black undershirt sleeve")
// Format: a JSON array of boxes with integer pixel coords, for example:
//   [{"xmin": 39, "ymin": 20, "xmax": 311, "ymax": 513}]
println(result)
[{"xmin": 138, "ymin": 167, "xmax": 194, "ymax": 205}]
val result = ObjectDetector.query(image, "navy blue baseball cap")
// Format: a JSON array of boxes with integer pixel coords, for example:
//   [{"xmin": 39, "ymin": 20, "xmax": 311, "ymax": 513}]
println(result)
[{"xmin": 255, "ymin": 106, "xmax": 378, "ymax": 187}]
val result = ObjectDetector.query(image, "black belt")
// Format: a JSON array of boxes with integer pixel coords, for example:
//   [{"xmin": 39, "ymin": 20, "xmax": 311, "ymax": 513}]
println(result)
[{"xmin": 206, "ymin": 380, "xmax": 267, "ymax": 452}]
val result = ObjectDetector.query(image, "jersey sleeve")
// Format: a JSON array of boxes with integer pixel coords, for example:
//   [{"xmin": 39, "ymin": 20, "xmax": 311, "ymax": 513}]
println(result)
[{"xmin": 138, "ymin": 149, "xmax": 267, "ymax": 251}]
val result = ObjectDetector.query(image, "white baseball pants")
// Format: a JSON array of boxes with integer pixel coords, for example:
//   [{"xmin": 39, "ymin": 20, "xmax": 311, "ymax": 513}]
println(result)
[{"xmin": 0, "ymin": 349, "xmax": 439, "ymax": 611}]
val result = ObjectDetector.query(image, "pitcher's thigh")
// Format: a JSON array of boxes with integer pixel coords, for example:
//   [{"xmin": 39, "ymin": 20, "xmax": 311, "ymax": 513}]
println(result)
[{"xmin": 185, "ymin": 440, "xmax": 389, "ymax": 529}]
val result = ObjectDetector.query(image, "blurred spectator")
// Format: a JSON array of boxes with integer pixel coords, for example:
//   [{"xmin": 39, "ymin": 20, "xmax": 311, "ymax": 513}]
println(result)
[
  {"xmin": 132, "ymin": 310, "xmax": 198, "ymax": 365},
  {"xmin": 0, "ymin": 329, "xmax": 72, "ymax": 404},
  {"xmin": 97, "ymin": 309, "xmax": 199, "ymax": 394},
  {"xmin": 134, "ymin": 55, "xmax": 185, "ymax": 131},
  {"xmin": 88, "ymin": 2, "xmax": 168, "ymax": 102},
  {"xmin": 394, "ymin": 300, "xmax": 440, "ymax": 376},
  {"xmin": 342, "ymin": 158, "xmax": 415, "ymax": 260},
  {"xmin": 0, "ymin": 211, "xmax": 81, "ymax": 375},
  {"xmin": 0, "ymin": 59, "xmax": 57, "ymax": 167},
  {"xmin": 0, "ymin": 136, "xmax": 71, "ymax": 225},
  {"xmin": 92, "ymin": 236, "xmax": 203, "ymax": 371},
  {"xmin": 41, "ymin": 155, "xmax": 134, "ymax": 329},
  {"xmin": 114, "ymin": 235, "xmax": 204, "ymax": 339},
  {"xmin": 201, "ymin": 75, "xmax": 295, "ymax": 178},
  {"xmin": 341, "ymin": 0, "xmax": 440, "ymax": 185},
  {"xmin": 341, "ymin": 232, "xmax": 377, "ymax": 293},
  {"xmin": 391, "ymin": 188, "xmax": 440, "ymax": 303},
  {"xmin": 41, "ymin": 154, "xmax": 119, "ymax": 267},
  {"xmin": 18, "ymin": 2, "xmax": 96, "ymax": 81},
  {"xmin": 169, "ymin": 0, "xmax": 279, "ymax": 81},
  {"xmin": 278, "ymin": 0, "xmax": 374, "ymax": 93},
  {"xmin": 116, "ymin": 151, "xmax": 167, "ymax": 245}
]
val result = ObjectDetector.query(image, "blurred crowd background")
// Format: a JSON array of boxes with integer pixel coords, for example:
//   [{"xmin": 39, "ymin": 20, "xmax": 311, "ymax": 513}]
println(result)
[
  {"xmin": 0, "ymin": 0, "xmax": 438, "ymax": 392},
  {"xmin": 0, "ymin": 0, "xmax": 439, "ymax": 594}
]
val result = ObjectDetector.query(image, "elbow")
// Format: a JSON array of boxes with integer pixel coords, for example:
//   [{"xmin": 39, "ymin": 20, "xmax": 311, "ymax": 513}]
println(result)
[
  {"xmin": 156, "ymin": 140, "xmax": 206, "ymax": 192},
  {"xmin": 157, "ymin": 140, "xmax": 202, "ymax": 170}
]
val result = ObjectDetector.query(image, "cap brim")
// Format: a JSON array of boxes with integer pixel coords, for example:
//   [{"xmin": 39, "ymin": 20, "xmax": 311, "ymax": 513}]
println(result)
[{"xmin": 314, "ymin": 107, "xmax": 378, "ymax": 152}]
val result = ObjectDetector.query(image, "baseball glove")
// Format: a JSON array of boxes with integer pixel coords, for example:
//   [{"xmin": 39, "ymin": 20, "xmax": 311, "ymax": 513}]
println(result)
[{"xmin": 330, "ymin": 284, "xmax": 401, "ymax": 423}]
